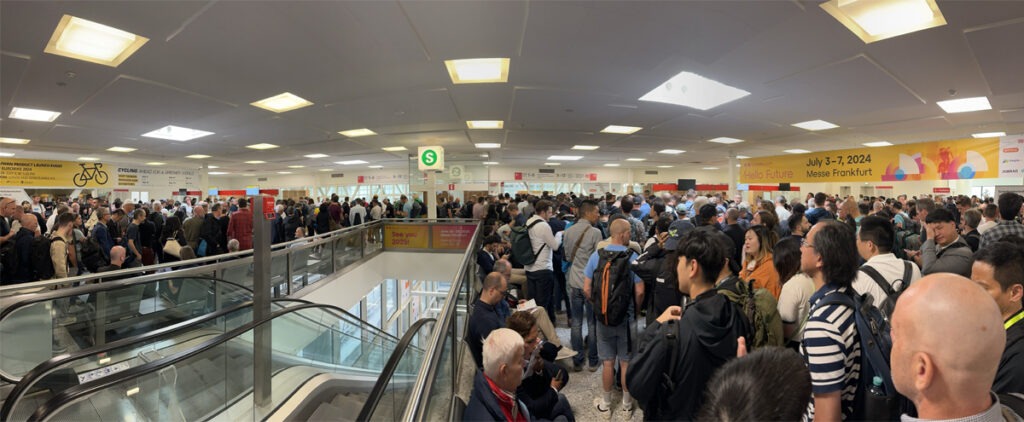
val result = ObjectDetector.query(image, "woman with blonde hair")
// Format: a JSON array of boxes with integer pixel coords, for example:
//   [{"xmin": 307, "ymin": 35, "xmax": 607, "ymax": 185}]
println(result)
[{"xmin": 740, "ymin": 225, "xmax": 781, "ymax": 299}]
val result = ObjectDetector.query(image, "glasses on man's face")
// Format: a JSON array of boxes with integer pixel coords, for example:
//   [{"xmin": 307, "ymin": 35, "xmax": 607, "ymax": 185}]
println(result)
[{"xmin": 800, "ymin": 238, "xmax": 814, "ymax": 249}]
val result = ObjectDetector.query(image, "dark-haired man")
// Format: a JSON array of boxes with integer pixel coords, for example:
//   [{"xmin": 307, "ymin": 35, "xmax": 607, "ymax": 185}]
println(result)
[
  {"xmin": 854, "ymin": 216, "xmax": 921, "ymax": 310},
  {"xmin": 787, "ymin": 211, "xmax": 811, "ymax": 241},
  {"xmin": 907, "ymin": 208, "xmax": 972, "ymax": 277},
  {"xmin": 804, "ymin": 193, "xmax": 834, "ymax": 225},
  {"xmin": 525, "ymin": 200, "xmax": 561, "ymax": 324},
  {"xmin": 467, "ymin": 272, "xmax": 509, "ymax": 369},
  {"xmin": 980, "ymin": 192, "xmax": 1024, "ymax": 249},
  {"xmin": 562, "ymin": 200, "xmax": 602, "ymax": 372},
  {"xmin": 971, "ymin": 241, "xmax": 1024, "ymax": 393}
]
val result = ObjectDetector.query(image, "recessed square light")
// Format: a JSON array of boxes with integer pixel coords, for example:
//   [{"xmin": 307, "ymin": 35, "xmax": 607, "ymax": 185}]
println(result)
[
  {"xmin": 368, "ymin": 165, "xmax": 383, "ymax": 169},
  {"xmin": 736, "ymin": 155, "xmax": 750, "ymax": 159},
  {"xmin": 44, "ymin": 15, "xmax": 149, "ymax": 67},
  {"xmin": 792, "ymin": 120, "xmax": 839, "ymax": 131},
  {"xmin": 245, "ymin": 160, "xmax": 266, "ymax": 164},
  {"xmin": 467, "ymin": 120, "xmax": 504, "ymax": 129},
  {"xmin": 936, "ymin": 97, "xmax": 992, "ymax": 113},
  {"xmin": 186, "ymin": 154, "xmax": 211, "ymax": 159},
  {"xmin": 639, "ymin": 71, "xmax": 750, "ymax": 110},
  {"xmin": 708, "ymin": 137, "xmax": 744, "ymax": 144},
  {"xmin": 381, "ymin": 146, "xmax": 407, "ymax": 152},
  {"xmin": 141, "ymin": 125, "xmax": 213, "ymax": 141},
  {"xmin": 288, "ymin": 165, "xmax": 305, "ymax": 168},
  {"xmin": 572, "ymin": 145, "xmax": 599, "ymax": 150},
  {"xmin": 604, "ymin": 163, "xmax": 620, "ymax": 167},
  {"xmin": 475, "ymin": 143, "xmax": 501, "ymax": 149},
  {"xmin": 659, "ymin": 149, "xmax": 685, "ymax": 155},
  {"xmin": 107, "ymin": 146, "xmax": 136, "ymax": 152},
  {"xmin": 626, "ymin": 158, "xmax": 646, "ymax": 162},
  {"xmin": 145, "ymin": 162, "xmax": 165, "ymax": 166},
  {"xmin": 0, "ymin": 152, "xmax": 15, "ymax": 157},
  {"xmin": 657, "ymin": 165, "xmax": 673, "ymax": 168},
  {"xmin": 702, "ymin": 167, "xmax": 720, "ymax": 170},
  {"xmin": 339, "ymin": 128, "xmax": 377, "ymax": 138},
  {"xmin": 444, "ymin": 58, "xmax": 510, "ymax": 84},
  {"xmin": 78, "ymin": 156, "xmax": 100, "ymax": 161},
  {"xmin": 820, "ymin": 0, "xmax": 947, "ymax": 44},
  {"xmin": 246, "ymin": 143, "xmax": 278, "ymax": 150},
  {"xmin": 336, "ymin": 160, "xmax": 368, "ymax": 165},
  {"xmin": 784, "ymin": 149, "xmax": 812, "ymax": 154},
  {"xmin": 250, "ymin": 92, "xmax": 313, "ymax": 113},
  {"xmin": 544, "ymin": 163, "xmax": 561, "ymax": 166},
  {"xmin": 547, "ymin": 155, "xmax": 583, "ymax": 161},
  {"xmin": 277, "ymin": 171, "xmax": 292, "ymax": 174},
  {"xmin": 863, "ymin": 141, "xmax": 894, "ymax": 147},
  {"xmin": 209, "ymin": 171, "xmax": 229, "ymax": 175},
  {"xmin": 972, "ymin": 132, "xmax": 1006, "ymax": 138},
  {"xmin": 483, "ymin": 161, "xmax": 499, "ymax": 165},
  {"xmin": 304, "ymin": 153, "xmax": 329, "ymax": 158},
  {"xmin": 0, "ymin": 137, "xmax": 30, "ymax": 145},
  {"xmin": 9, "ymin": 107, "xmax": 61, "ymax": 122},
  {"xmin": 601, "ymin": 125, "xmax": 642, "ymax": 135}
]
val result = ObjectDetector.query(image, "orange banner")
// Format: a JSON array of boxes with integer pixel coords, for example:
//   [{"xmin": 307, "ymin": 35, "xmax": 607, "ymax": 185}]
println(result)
[
  {"xmin": 432, "ymin": 225, "xmax": 476, "ymax": 250},
  {"xmin": 384, "ymin": 224, "xmax": 429, "ymax": 249}
]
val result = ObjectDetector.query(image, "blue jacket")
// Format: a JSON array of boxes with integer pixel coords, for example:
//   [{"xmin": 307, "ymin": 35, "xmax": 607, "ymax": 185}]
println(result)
[
  {"xmin": 464, "ymin": 371, "xmax": 532, "ymax": 422},
  {"xmin": 467, "ymin": 300, "xmax": 504, "ymax": 369},
  {"xmin": 92, "ymin": 223, "xmax": 114, "ymax": 260}
]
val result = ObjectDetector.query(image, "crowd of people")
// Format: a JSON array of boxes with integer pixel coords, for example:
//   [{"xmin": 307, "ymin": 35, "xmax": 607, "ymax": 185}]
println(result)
[{"xmin": 467, "ymin": 190, "xmax": 1024, "ymax": 421}]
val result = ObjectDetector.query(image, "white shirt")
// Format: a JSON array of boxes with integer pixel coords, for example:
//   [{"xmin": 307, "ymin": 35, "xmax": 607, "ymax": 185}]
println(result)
[
  {"xmin": 775, "ymin": 206, "xmax": 792, "ymax": 222},
  {"xmin": 370, "ymin": 205, "xmax": 382, "ymax": 220},
  {"xmin": 349, "ymin": 205, "xmax": 366, "ymax": 225},
  {"xmin": 977, "ymin": 219, "xmax": 997, "ymax": 235},
  {"xmin": 31, "ymin": 204, "xmax": 44, "ymax": 215},
  {"xmin": 853, "ymin": 253, "xmax": 922, "ymax": 309},
  {"xmin": 777, "ymin": 272, "xmax": 814, "ymax": 342},
  {"xmin": 525, "ymin": 215, "xmax": 559, "ymax": 272}
]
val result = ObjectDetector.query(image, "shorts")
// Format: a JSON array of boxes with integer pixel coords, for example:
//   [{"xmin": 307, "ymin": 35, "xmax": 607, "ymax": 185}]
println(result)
[{"xmin": 596, "ymin": 319, "xmax": 633, "ymax": 362}]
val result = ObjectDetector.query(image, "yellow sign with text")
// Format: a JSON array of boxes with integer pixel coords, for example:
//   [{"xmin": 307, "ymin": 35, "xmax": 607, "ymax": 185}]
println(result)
[
  {"xmin": 740, "ymin": 137, "xmax": 1000, "ymax": 183},
  {"xmin": 383, "ymin": 224, "xmax": 430, "ymax": 249},
  {"xmin": 0, "ymin": 158, "xmax": 111, "ymax": 187}
]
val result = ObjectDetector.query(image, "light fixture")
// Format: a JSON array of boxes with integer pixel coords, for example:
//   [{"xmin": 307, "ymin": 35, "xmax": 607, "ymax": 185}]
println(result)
[
  {"xmin": 708, "ymin": 137, "xmax": 744, "ymax": 144},
  {"xmin": 246, "ymin": 143, "xmax": 278, "ymax": 150},
  {"xmin": 0, "ymin": 137, "xmax": 30, "ymax": 145},
  {"xmin": 547, "ymin": 155, "xmax": 583, "ymax": 161},
  {"xmin": 475, "ymin": 143, "xmax": 501, "ymax": 149},
  {"xmin": 973, "ymin": 132, "xmax": 1006, "ymax": 138},
  {"xmin": 863, "ymin": 141, "xmax": 894, "ymax": 147},
  {"xmin": 107, "ymin": 146, "xmax": 136, "ymax": 152},
  {"xmin": 479, "ymin": 154, "xmax": 489, "ymax": 158},
  {"xmin": 141, "ymin": 125, "xmax": 213, "ymax": 141},
  {"xmin": 209, "ymin": 171, "xmax": 229, "ymax": 175},
  {"xmin": 603, "ymin": 163, "xmax": 620, "ymax": 167},
  {"xmin": 250, "ymin": 92, "xmax": 313, "ymax": 113},
  {"xmin": 702, "ymin": 167, "xmax": 720, "ymax": 170},
  {"xmin": 936, "ymin": 97, "xmax": 992, "ymax": 114},
  {"xmin": 336, "ymin": 160, "xmax": 368, "ymax": 165},
  {"xmin": 208, "ymin": 166, "xmax": 219, "ymax": 169},
  {"xmin": 9, "ymin": 107, "xmax": 61, "ymax": 122},
  {"xmin": 792, "ymin": 120, "xmax": 839, "ymax": 131},
  {"xmin": 186, "ymin": 154, "xmax": 211, "ymax": 159},
  {"xmin": 304, "ymin": 153, "xmax": 329, "ymax": 158},
  {"xmin": 244, "ymin": 160, "xmax": 266, "ymax": 164},
  {"xmin": 368, "ymin": 165, "xmax": 383, "ymax": 169},
  {"xmin": 820, "ymin": 0, "xmax": 947, "ymax": 44},
  {"xmin": 658, "ymin": 149, "xmax": 685, "ymax": 155},
  {"xmin": 784, "ymin": 149, "xmax": 812, "ymax": 154},
  {"xmin": 44, "ymin": 14, "xmax": 149, "ymax": 67},
  {"xmin": 277, "ymin": 171, "xmax": 292, "ymax": 174},
  {"xmin": 288, "ymin": 165, "xmax": 305, "ymax": 168},
  {"xmin": 78, "ymin": 156, "xmax": 100, "ymax": 161},
  {"xmin": 145, "ymin": 162, "xmax": 165, "ymax": 166},
  {"xmin": 467, "ymin": 120, "xmax": 504, "ymax": 129},
  {"xmin": 0, "ymin": 152, "xmax": 14, "ymax": 157},
  {"xmin": 626, "ymin": 158, "xmax": 646, "ymax": 162},
  {"xmin": 339, "ymin": 128, "xmax": 377, "ymax": 138},
  {"xmin": 444, "ymin": 58, "xmax": 510, "ymax": 84},
  {"xmin": 381, "ymin": 146, "xmax": 407, "ymax": 152},
  {"xmin": 572, "ymin": 145, "xmax": 599, "ymax": 150},
  {"xmin": 736, "ymin": 155, "xmax": 750, "ymax": 159},
  {"xmin": 737, "ymin": 164, "xmax": 742, "ymax": 167},
  {"xmin": 483, "ymin": 161, "xmax": 499, "ymax": 165},
  {"xmin": 243, "ymin": 173, "xmax": 256, "ymax": 176},
  {"xmin": 601, "ymin": 125, "xmax": 642, "ymax": 135},
  {"xmin": 319, "ymin": 168, "xmax": 333, "ymax": 172},
  {"xmin": 544, "ymin": 163, "xmax": 561, "ymax": 166},
  {"xmin": 639, "ymin": 71, "xmax": 750, "ymax": 110},
  {"xmin": 126, "ymin": 387, "xmax": 140, "ymax": 397},
  {"xmin": 657, "ymin": 165, "xmax": 673, "ymax": 168}
]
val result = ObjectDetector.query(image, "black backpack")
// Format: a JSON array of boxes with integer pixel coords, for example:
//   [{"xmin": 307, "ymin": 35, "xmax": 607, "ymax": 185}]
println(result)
[
  {"xmin": 32, "ymin": 234, "xmax": 65, "ymax": 280},
  {"xmin": 591, "ymin": 248, "xmax": 634, "ymax": 327},
  {"xmin": 509, "ymin": 220, "xmax": 546, "ymax": 266},
  {"xmin": 81, "ymin": 235, "xmax": 108, "ymax": 273},
  {"xmin": 858, "ymin": 260, "xmax": 914, "ymax": 320},
  {"xmin": 353, "ymin": 211, "xmax": 363, "ymax": 226}
]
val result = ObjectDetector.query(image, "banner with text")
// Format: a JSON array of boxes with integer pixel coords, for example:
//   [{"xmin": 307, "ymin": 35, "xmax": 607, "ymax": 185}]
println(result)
[
  {"xmin": 431, "ymin": 224, "xmax": 477, "ymax": 250},
  {"xmin": 0, "ymin": 158, "xmax": 198, "ymax": 188},
  {"xmin": 384, "ymin": 224, "xmax": 430, "ymax": 249},
  {"xmin": 740, "ymin": 137, "xmax": 1000, "ymax": 183},
  {"xmin": 999, "ymin": 134, "xmax": 1024, "ymax": 177}
]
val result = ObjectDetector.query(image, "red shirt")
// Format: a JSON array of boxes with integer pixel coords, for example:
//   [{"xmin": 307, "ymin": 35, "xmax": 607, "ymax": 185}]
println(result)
[
  {"xmin": 227, "ymin": 208, "xmax": 254, "ymax": 250},
  {"xmin": 484, "ymin": 374, "xmax": 528, "ymax": 422}
]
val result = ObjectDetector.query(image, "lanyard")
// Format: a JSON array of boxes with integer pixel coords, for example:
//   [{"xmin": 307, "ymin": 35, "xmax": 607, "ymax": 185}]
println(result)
[{"xmin": 1006, "ymin": 310, "xmax": 1024, "ymax": 331}]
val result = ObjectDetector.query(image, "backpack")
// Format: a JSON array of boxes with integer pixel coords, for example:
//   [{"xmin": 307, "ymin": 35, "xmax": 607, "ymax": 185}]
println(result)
[
  {"xmin": 32, "ymin": 234, "xmax": 65, "ymax": 280},
  {"xmin": 999, "ymin": 393, "xmax": 1024, "ymax": 420},
  {"xmin": 353, "ymin": 211, "xmax": 363, "ymax": 226},
  {"xmin": 717, "ymin": 277, "xmax": 784, "ymax": 349},
  {"xmin": 858, "ymin": 261, "xmax": 914, "ymax": 320},
  {"xmin": 80, "ymin": 235, "xmax": 108, "ymax": 273},
  {"xmin": 808, "ymin": 290, "xmax": 910, "ymax": 421},
  {"xmin": 509, "ymin": 219, "xmax": 546, "ymax": 266},
  {"xmin": 591, "ymin": 249, "xmax": 635, "ymax": 327},
  {"xmin": 894, "ymin": 230, "xmax": 921, "ymax": 259}
]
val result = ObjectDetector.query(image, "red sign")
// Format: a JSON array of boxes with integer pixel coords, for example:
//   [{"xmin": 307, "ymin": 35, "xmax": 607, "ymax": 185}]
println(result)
[
  {"xmin": 514, "ymin": 172, "xmax": 523, "ymax": 181},
  {"xmin": 587, "ymin": 173, "xmax": 597, "ymax": 181},
  {"xmin": 358, "ymin": 176, "xmax": 365, "ymax": 183},
  {"xmin": 696, "ymin": 184, "xmax": 729, "ymax": 191},
  {"xmin": 933, "ymin": 187, "xmax": 951, "ymax": 194},
  {"xmin": 652, "ymin": 183, "xmax": 677, "ymax": 191},
  {"xmin": 448, "ymin": 184, "xmax": 455, "ymax": 190},
  {"xmin": 431, "ymin": 224, "xmax": 476, "ymax": 250},
  {"xmin": 263, "ymin": 195, "xmax": 276, "ymax": 220},
  {"xmin": 168, "ymin": 190, "xmax": 201, "ymax": 196},
  {"xmin": 749, "ymin": 185, "xmax": 800, "ymax": 192}
]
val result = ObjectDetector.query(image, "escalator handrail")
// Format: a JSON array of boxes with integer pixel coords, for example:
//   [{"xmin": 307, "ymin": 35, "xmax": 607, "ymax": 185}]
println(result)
[
  {"xmin": 0, "ymin": 297, "xmax": 300, "ymax": 420},
  {"xmin": 29, "ymin": 302, "xmax": 401, "ymax": 422},
  {"xmin": 355, "ymin": 317, "xmax": 436, "ymax": 422}
]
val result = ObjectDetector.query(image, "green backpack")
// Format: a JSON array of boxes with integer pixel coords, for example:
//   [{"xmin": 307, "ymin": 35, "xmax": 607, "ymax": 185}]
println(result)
[{"xmin": 717, "ymin": 277, "xmax": 785, "ymax": 349}]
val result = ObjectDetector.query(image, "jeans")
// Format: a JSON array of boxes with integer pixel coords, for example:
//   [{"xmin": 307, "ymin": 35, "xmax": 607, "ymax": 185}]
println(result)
[
  {"xmin": 569, "ymin": 287, "xmax": 598, "ymax": 366},
  {"xmin": 553, "ymin": 265, "xmax": 572, "ymax": 320},
  {"xmin": 527, "ymin": 269, "xmax": 556, "ymax": 323}
]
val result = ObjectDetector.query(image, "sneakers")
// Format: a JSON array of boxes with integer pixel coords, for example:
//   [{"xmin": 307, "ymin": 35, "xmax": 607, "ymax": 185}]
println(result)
[
  {"xmin": 594, "ymin": 398, "xmax": 612, "ymax": 417},
  {"xmin": 572, "ymin": 361, "xmax": 583, "ymax": 372},
  {"xmin": 555, "ymin": 347, "xmax": 578, "ymax": 361},
  {"xmin": 621, "ymin": 399, "xmax": 636, "ymax": 420},
  {"xmin": 588, "ymin": 364, "xmax": 599, "ymax": 372}
]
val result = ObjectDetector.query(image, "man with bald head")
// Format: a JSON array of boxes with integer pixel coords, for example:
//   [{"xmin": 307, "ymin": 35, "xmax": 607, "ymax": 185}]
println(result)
[
  {"xmin": 8, "ymin": 213, "xmax": 41, "ymax": 283},
  {"xmin": 182, "ymin": 205, "xmax": 205, "ymax": 250},
  {"xmin": 584, "ymin": 218, "xmax": 645, "ymax": 414},
  {"xmin": 891, "ymin": 273, "xmax": 1020, "ymax": 421},
  {"xmin": 97, "ymin": 246, "xmax": 128, "ymax": 273}
]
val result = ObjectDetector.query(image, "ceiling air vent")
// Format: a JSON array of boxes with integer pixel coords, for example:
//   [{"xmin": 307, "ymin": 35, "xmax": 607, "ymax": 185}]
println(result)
[
  {"xmin": 257, "ymin": 177, "xmax": 268, "ymax": 182},
  {"xmin": 645, "ymin": 170, "xmax": 659, "ymax": 175},
  {"xmin": 539, "ymin": 168, "xmax": 555, "ymax": 174}
]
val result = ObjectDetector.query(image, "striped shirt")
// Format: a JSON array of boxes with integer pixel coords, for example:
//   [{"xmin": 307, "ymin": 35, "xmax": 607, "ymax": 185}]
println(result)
[{"xmin": 802, "ymin": 284, "xmax": 861, "ymax": 421}]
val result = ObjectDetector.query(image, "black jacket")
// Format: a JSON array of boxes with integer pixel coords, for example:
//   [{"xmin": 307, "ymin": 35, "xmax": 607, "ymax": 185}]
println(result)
[
  {"xmin": 517, "ymin": 361, "xmax": 561, "ymax": 421},
  {"xmin": 467, "ymin": 300, "xmax": 504, "ymax": 369},
  {"xmin": 464, "ymin": 371, "xmax": 531, "ymax": 422},
  {"xmin": 200, "ymin": 214, "xmax": 223, "ymax": 255},
  {"xmin": 632, "ymin": 240, "xmax": 682, "ymax": 320},
  {"xmin": 627, "ymin": 288, "xmax": 753, "ymax": 421},
  {"xmin": 12, "ymin": 228, "xmax": 37, "ymax": 283},
  {"xmin": 995, "ymin": 309, "xmax": 1024, "ymax": 394}
]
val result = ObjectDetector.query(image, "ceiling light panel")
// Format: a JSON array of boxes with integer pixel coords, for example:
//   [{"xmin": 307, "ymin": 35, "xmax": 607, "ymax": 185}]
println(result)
[
  {"xmin": 336, "ymin": 160, "xmax": 368, "ymax": 165},
  {"xmin": 246, "ymin": 143, "xmax": 278, "ymax": 150},
  {"xmin": 304, "ymin": 153, "xmax": 329, "ymax": 158},
  {"xmin": 936, "ymin": 97, "xmax": 992, "ymax": 113},
  {"xmin": 820, "ymin": 0, "xmax": 947, "ymax": 44},
  {"xmin": 601, "ymin": 125, "xmax": 642, "ymax": 135},
  {"xmin": 368, "ymin": 165, "xmax": 383, "ymax": 169},
  {"xmin": 702, "ymin": 167, "xmax": 720, "ymax": 170},
  {"xmin": 209, "ymin": 172, "xmax": 229, "ymax": 175},
  {"xmin": 9, "ymin": 107, "xmax": 61, "ymax": 122},
  {"xmin": 736, "ymin": 155, "xmax": 750, "ymax": 159},
  {"xmin": 483, "ymin": 162, "xmax": 499, "ymax": 165},
  {"xmin": 339, "ymin": 128, "xmax": 377, "ymax": 138},
  {"xmin": 544, "ymin": 163, "xmax": 561, "ymax": 166},
  {"xmin": 639, "ymin": 71, "xmax": 750, "ymax": 111},
  {"xmin": 571, "ymin": 145, "xmax": 599, "ymax": 150},
  {"xmin": 250, "ymin": 92, "xmax": 313, "ymax": 113},
  {"xmin": 972, "ymin": 132, "xmax": 1006, "ymax": 138},
  {"xmin": 626, "ymin": 158, "xmax": 646, "ymax": 161},
  {"xmin": 78, "ymin": 157, "xmax": 100, "ymax": 161},
  {"xmin": 604, "ymin": 163, "xmax": 620, "ymax": 167},
  {"xmin": 792, "ymin": 120, "xmax": 839, "ymax": 131},
  {"xmin": 277, "ymin": 171, "xmax": 292, "ymax": 174},
  {"xmin": 0, "ymin": 152, "xmax": 15, "ymax": 157},
  {"xmin": 186, "ymin": 154, "xmax": 211, "ymax": 159},
  {"xmin": 659, "ymin": 149, "xmax": 685, "ymax": 155},
  {"xmin": 467, "ymin": 120, "xmax": 504, "ymax": 129},
  {"xmin": 708, "ymin": 137, "xmax": 744, "ymax": 144},
  {"xmin": 44, "ymin": 14, "xmax": 149, "ymax": 67},
  {"xmin": 475, "ymin": 143, "xmax": 501, "ymax": 149},
  {"xmin": 244, "ymin": 160, "xmax": 266, "ymax": 164},
  {"xmin": 863, "ymin": 141, "xmax": 894, "ymax": 147},
  {"xmin": 784, "ymin": 149, "xmax": 812, "ymax": 154},
  {"xmin": 142, "ymin": 125, "xmax": 213, "ymax": 141},
  {"xmin": 207, "ymin": 166, "xmax": 219, "ymax": 169},
  {"xmin": 0, "ymin": 137, "xmax": 30, "ymax": 145},
  {"xmin": 107, "ymin": 146, "xmax": 136, "ymax": 152},
  {"xmin": 381, "ymin": 147, "xmax": 407, "ymax": 152},
  {"xmin": 657, "ymin": 165, "xmax": 673, "ymax": 168},
  {"xmin": 444, "ymin": 58, "xmax": 510, "ymax": 84},
  {"xmin": 288, "ymin": 165, "xmax": 305, "ymax": 168},
  {"xmin": 145, "ymin": 162, "xmax": 165, "ymax": 166},
  {"xmin": 547, "ymin": 155, "xmax": 583, "ymax": 161}
]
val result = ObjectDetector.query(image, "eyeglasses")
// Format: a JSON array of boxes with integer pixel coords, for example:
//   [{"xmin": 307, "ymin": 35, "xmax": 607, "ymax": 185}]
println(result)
[{"xmin": 800, "ymin": 238, "xmax": 814, "ymax": 249}]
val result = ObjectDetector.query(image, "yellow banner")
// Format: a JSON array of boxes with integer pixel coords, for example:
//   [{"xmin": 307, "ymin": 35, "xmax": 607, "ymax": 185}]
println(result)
[
  {"xmin": 0, "ymin": 158, "xmax": 112, "ymax": 187},
  {"xmin": 740, "ymin": 137, "xmax": 1000, "ymax": 183},
  {"xmin": 384, "ymin": 224, "xmax": 430, "ymax": 249}
]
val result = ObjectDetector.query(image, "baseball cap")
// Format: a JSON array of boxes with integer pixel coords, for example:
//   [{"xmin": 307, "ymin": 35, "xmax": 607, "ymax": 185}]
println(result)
[{"xmin": 664, "ymin": 220, "xmax": 695, "ymax": 251}]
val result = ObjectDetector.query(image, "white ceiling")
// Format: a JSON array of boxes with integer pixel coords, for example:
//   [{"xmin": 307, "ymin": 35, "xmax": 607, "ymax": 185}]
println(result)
[{"xmin": 2, "ymin": 0, "xmax": 1024, "ymax": 175}]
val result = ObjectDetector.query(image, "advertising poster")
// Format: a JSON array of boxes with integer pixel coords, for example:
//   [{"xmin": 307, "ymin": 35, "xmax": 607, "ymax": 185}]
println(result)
[
  {"xmin": 431, "ymin": 224, "xmax": 477, "ymax": 250},
  {"xmin": 0, "ymin": 158, "xmax": 198, "ymax": 188},
  {"xmin": 740, "ymin": 137, "xmax": 1000, "ymax": 184},
  {"xmin": 383, "ymin": 224, "xmax": 429, "ymax": 249},
  {"xmin": 999, "ymin": 134, "xmax": 1024, "ymax": 177}
]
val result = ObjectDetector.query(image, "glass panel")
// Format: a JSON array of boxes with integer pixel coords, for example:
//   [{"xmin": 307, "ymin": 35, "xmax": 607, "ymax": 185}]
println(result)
[
  {"xmin": 270, "ymin": 253, "xmax": 288, "ymax": 297},
  {"xmin": 368, "ymin": 320, "xmax": 435, "ymax": 421},
  {"xmin": 422, "ymin": 320, "xmax": 455, "ymax": 422}
]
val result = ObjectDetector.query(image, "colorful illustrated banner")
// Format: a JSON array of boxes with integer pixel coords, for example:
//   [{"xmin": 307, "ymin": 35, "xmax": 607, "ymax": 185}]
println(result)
[
  {"xmin": 432, "ymin": 224, "xmax": 476, "ymax": 250},
  {"xmin": 384, "ymin": 224, "xmax": 430, "ymax": 249},
  {"xmin": 999, "ymin": 134, "xmax": 1024, "ymax": 177},
  {"xmin": 0, "ymin": 158, "xmax": 198, "ymax": 188},
  {"xmin": 740, "ymin": 137, "xmax": 1000, "ymax": 183}
]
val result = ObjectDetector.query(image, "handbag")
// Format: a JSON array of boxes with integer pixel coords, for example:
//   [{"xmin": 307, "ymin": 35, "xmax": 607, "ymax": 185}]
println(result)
[
  {"xmin": 163, "ymin": 231, "xmax": 182, "ymax": 258},
  {"xmin": 197, "ymin": 239, "xmax": 208, "ymax": 257}
]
